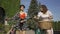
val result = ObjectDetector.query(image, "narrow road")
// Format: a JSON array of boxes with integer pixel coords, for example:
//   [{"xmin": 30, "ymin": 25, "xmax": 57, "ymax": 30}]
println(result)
[{"xmin": 26, "ymin": 30, "xmax": 35, "ymax": 34}]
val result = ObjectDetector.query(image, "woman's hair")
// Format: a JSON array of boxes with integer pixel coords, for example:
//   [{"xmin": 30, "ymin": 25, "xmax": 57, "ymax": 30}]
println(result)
[
  {"xmin": 20, "ymin": 5, "xmax": 25, "ymax": 8},
  {"xmin": 40, "ymin": 5, "xmax": 47, "ymax": 9},
  {"xmin": 40, "ymin": 5, "xmax": 48, "ymax": 14}
]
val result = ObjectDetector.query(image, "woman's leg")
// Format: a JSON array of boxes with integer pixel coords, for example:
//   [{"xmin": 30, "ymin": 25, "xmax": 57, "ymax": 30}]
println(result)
[
  {"xmin": 51, "ymin": 28, "xmax": 54, "ymax": 34},
  {"xmin": 19, "ymin": 30, "xmax": 23, "ymax": 34},
  {"xmin": 23, "ymin": 30, "xmax": 26, "ymax": 34},
  {"xmin": 46, "ymin": 28, "xmax": 53, "ymax": 34},
  {"xmin": 19, "ymin": 30, "xmax": 26, "ymax": 34},
  {"xmin": 46, "ymin": 29, "xmax": 51, "ymax": 34}
]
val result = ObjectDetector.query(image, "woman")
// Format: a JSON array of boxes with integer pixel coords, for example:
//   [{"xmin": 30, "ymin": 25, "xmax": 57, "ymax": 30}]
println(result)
[
  {"xmin": 19, "ymin": 5, "xmax": 27, "ymax": 34},
  {"xmin": 10, "ymin": 5, "xmax": 27, "ymax": 34},
  {"xmin": 37, "ymin": 5, "xmax": 53, "ymax": 34}
]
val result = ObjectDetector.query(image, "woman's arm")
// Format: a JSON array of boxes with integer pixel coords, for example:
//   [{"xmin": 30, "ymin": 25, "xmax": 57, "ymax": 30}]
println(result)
[
  {"xmin": 48, "ymin": 11, "xmax": 53, "ymax": 19},
  {"xmin": 12, "ymin": 12, "xmax": 20, "ymax": 20},
  {"xmin": 48, "ymin": 16, "xmax": 53, "ymax": 19}
]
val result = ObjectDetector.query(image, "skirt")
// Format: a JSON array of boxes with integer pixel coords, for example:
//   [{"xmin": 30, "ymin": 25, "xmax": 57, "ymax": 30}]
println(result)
[{"xmin": 38, "ymin": 21, "xmax": 53, "ymax": 30}]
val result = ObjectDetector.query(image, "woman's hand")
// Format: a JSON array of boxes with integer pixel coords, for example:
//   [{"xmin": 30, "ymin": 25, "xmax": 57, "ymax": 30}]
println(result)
[
  {"xmin": 34, "ymin": 16, "xmax": 39, "ymax": 19},
  {"xmin": 21, "ymin": 20, "xmax": 24, "ymax": 23},
  {"xmin": 48, "ymin": 16, "xmax": 53, "ymax": 19},
  {"xmin": 20, "ymin": 20, "xmax": 26, "ymax": 23},
  {"xmin": 34, "ymin": 16, "xmax": 37, "ymax": 18}
]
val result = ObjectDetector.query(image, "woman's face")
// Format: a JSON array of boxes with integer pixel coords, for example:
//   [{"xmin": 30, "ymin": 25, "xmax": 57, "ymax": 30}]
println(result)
[
  {"xmin": 40, "ymin": 7, "xmax": 43, "ymax": 11},
  {"xmin": 40, "ymin": 7, "xmax": 47, "ymax": 14},
  {"xmin": 20, "ymin": 6, "xmax": 24, "ymax": 10}
]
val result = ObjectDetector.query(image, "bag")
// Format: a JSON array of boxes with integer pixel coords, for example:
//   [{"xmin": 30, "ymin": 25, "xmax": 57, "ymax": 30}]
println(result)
[{"xmin": 38, "ymin": 21, "xmax": 52, "ymax": 29}]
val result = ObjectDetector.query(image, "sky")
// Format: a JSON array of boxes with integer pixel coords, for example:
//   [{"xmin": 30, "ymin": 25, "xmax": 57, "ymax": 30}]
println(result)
[{"xmin": 21, "ymin": 0, "xmax": 60, "ymax": 21}]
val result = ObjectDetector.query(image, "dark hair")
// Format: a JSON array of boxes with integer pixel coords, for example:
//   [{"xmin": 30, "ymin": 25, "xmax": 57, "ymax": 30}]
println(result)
[
  {"xmin": 40, "ymin": 5, "xmax": 47, "ymax": 10},
  {"xmin": 20, "ymin": 5, "xmax": 25, "ymax": 8}
]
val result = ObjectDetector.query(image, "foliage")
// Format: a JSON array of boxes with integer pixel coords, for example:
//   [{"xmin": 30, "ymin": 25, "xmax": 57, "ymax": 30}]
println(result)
[
  {"xmin": 27, "ymin": 18, "xmax": 38, "ymax": 30},
  {"xmin": 0, "ymin": 0, "xmax": 20, "ymax": 34},
  {"xmin": 53, "ymin": 21, "xmax": 60, "ymax": 31},
  {"xmin": 27, "ymin": 0, "xmax": 40, "ymax": 30},
  {"xmin": 28, "ymin": 0, "xmax": 39, "ymax": 17},
  {"xmin": 0, "ymin": 0, "xmax": 20, "ymax": 17}
]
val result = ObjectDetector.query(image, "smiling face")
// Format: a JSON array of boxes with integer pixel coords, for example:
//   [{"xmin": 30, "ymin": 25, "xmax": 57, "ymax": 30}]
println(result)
[
  {"xmin": 20, "ymin": 6, "xmax": 24, "ymax": 11},
  {"xmin": 40, "ymin": 5, "xmax": 48, "ymax": 14},
  {"xmin": 20, "ymin": 5, "xmax": 25, "ymax": 11}
]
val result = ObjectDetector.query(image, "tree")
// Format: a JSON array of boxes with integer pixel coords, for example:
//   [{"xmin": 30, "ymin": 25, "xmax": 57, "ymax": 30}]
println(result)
[
  {"xmin": 0, "ymin": 0, "xmax": 20, "ymax": 17},
  {"xmin": 38, "ymin": 2, "xmax": 41, "ymax": 10},
  {"xmin": 27, "ymin": 0, "xmax": 41, "ymax": 30},
  {"xmin": 0, "ymin": 0, "xmax": 20, "ymax": 33},
  {"xmin": 0, "ymin": 7, "xmax": 5, "ymax": 24},
  {"xmin": 28, "ymin": 0, "xmax": 39, "ymax": 17},
  {"xmin": 53, "ymin": 21, "xmax": 60, "ymax": 31}
]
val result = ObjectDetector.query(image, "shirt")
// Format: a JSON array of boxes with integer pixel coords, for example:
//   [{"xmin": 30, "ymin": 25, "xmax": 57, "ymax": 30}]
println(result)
[
  {"xmin": 37, "ymin": 10, "xmax": 53, "ymax": 21},
  {"xmin": 19, "ymin": 11, "xmax": 27, "ymax": 19},
  {"xmin": 12, "ymin": 10, "xmax": 27, "ymax": 23}
]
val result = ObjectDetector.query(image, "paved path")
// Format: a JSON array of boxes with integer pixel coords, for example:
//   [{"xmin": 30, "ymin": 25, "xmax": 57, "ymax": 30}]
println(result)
[
  {"xmin": 26, "ymin": 30, "xmax": 35, "ymax": 34},
  {"xmin": 7, "ymin": 30, "xmax": 60, "ymax": 34}
]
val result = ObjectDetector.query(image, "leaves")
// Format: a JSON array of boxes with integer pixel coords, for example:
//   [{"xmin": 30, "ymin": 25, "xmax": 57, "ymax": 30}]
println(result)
[
  {"xmin": 27, "ymin": 0, "xmax": 41, "ymax": 30},
  {"xmin": 28, "ymin": 0, "xmax": 39, "ymax": 17},
  {"xmin": 0, "ymin": 0, "xmax": 20, "ymax": 33},
  {"xmin": 27, "ymin": 18, "xmax": 38, "ymax": 30},
  {"xmin": 1, "ymin": 0, "xmax": 20, "ymax": 17}
]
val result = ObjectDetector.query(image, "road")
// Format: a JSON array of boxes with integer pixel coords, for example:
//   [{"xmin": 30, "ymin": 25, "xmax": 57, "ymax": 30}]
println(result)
[
  {"xmin": 26, "ymin": 30, "xmax": 60, "ymax": 34},
  {"xmin": 8, "ymin": 30, "xmax": 60, "ymax": 34},
  {"xmin": 26, "ymin": 30, "xmax": 35, "ymax": 34}
]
